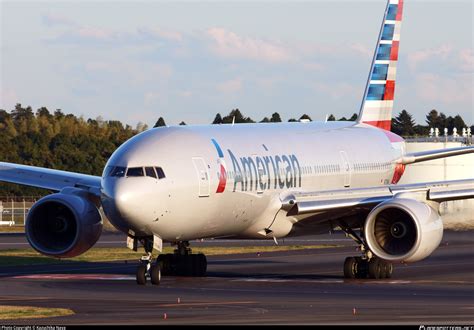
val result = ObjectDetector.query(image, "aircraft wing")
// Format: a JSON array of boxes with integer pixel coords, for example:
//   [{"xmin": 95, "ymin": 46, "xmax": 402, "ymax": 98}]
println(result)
[
  {"xmin": 399, "ymin": 146, "xmax": 474, "ymax": 164},
  {"xmin": 284, "ymin": 179, "xmax": 474, "ymax": 217},
  {"xmin": 0, "ymin": 162, "xmax": 101, "ymax": 196}
]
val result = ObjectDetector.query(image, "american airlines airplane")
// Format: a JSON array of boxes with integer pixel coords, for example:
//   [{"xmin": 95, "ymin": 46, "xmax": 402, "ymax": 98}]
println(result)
[{"xmin": 1, "ymin": 0, "xmax": 473, "ymax": 285}]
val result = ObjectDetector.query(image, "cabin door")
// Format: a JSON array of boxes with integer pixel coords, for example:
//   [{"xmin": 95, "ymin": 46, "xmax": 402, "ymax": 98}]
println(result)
[
  {"xmin": 340, "ymin": 151, "xmax": 352, "ymax": 188},
  {"xmin": 192, "ymin": 157, "xmax": 210, "ymax": 197}
]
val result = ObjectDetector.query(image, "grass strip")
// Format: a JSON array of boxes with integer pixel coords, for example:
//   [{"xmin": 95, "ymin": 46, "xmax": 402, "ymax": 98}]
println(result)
[
  {"xmin": 0, "ymin": 244, "xmax": 340, "ymax": 266},
  {"xmin": 0, "ymin": 305, "xmax": 74, "ymax": 320}
]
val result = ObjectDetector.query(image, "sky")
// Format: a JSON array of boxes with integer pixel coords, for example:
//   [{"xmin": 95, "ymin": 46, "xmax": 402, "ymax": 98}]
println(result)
[{"xmin": 1, "ymin": 0, "xmax": 473, "ymax": 128}]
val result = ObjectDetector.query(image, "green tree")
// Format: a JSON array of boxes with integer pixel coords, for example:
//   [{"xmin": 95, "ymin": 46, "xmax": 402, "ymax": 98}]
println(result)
[
  {"xmin": 425, "ymin": 109, "xmax": 447, "ymax": 129},
  {"xmin": 270, "ymin": 112, "xmax": 282, "ymax": 122},
  {"xmin": 222, "ymin": 109, "xmax": 255, "ymax": 124},
  {"xmin": 349, "ymin": 113, "xmax": 358, "ymax": 121},
  {"xmin": 327, "ymin": 114, "xmax": 336, "ymax": 121},
  {"xmin": 299, "ymin": 114, "xmax": 312, "ymax": 121},
  {"xmin": 212, "ymin": 113, "xmax": 223, "ymax": 124},
  {"xmin": 453, "ymin": 115, "xmax": 467, "ymax": 132},
  {"xmin": 392, "ymin": 110, "xmax": 416, "ymax": 136},
  {"xmin": 153, "ymin": 117, "xmax": 166, "ymax": 127},
  {"xmin": 179, "ymin": 121, "xmax": 186, "ymax": 125}
]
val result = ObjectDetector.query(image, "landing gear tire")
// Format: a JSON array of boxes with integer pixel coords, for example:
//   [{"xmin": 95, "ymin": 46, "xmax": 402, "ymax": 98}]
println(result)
[
  {"xmin": 191, "ymin": 253, "xmax": 207, "ymax": 276},
  {"xmin": 136, "ymin": 264, "xmax": 147, "ymax": 285},
  {"xmin": 197, "ymin": 253, "xmax": 207, "ymax": 276},
  {"xmin": 150, "ymin": 264, "xmax": 161, "ymax": 285},
  {"xmin": 344, "ymin": 257, "xmax": 368, "ymax": 279},
  {"xmin": 157, "ymin": 254, "xmax": 172, "ymax": 276},
  {"xmin": 343, "ymin": 257, "xmax": 358, "ymax": 279},
  {"xmin": 157, "ymin": 251, "xmax": 207, "ymax": 277},
  {"xmin": 355, "ymin": 257, "xmax": 368, "ymax": 279},
  {"xmin": 368, "ymin": 258, "xmax": 383, "ymax": 279},
  {"xmin": 381, "ymin": 261, "xmax": 393, "ymax": 279}
]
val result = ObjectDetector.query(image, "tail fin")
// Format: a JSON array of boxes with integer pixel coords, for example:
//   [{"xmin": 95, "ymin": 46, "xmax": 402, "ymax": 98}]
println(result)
[{"xmin": 357, "ymin": 0, "xmax": 404, "ymax": 131}]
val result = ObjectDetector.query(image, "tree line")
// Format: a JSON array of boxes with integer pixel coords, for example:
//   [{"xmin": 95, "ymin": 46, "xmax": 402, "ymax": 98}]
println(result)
[
  {"xmin": 0, "ymin": 104, "xmax": 471, "ymax": 196},
  {"xmin": 154, "ymin": 108, "xmax": 472, "ymax": 137}
]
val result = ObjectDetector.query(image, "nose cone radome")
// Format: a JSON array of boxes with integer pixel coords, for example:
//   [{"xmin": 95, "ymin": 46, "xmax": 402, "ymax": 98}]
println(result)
[{"xmin": 101, "ymin": 178, "xmax": 155, "ymax": 233}]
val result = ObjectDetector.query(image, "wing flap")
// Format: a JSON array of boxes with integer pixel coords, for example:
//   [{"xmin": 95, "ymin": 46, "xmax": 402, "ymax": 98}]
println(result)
[{"xmin": 0, "ymin": 162, "xmax": 101, "ymax": 196}]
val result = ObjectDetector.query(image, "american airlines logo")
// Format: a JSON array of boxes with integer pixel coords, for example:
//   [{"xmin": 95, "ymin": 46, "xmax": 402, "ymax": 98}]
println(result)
[{"xmin": 211, "ymin": 138, "xmax": 302, "ymax": 193}]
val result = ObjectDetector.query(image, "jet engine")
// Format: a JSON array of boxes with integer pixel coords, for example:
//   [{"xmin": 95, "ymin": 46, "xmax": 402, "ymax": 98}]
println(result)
[
  {"xmin": 364, "ymin": 198, "xmax": 443, "ymax": 263},
  {"xmin": 26, "ymin": 189, "xmax": 103, "ymax": 258}
]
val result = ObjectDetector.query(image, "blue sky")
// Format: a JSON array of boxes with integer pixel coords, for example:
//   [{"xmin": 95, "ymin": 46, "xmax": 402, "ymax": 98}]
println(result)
[{"xmin": 1, "ymin": 0, "xmax": 472, "ymax": 127}]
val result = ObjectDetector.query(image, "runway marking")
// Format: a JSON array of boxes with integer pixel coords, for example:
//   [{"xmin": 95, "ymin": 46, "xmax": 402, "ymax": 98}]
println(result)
[
  {"xmin": 230, "ymin": 278, "xmax": 344, "ymax": 284},
  {"xmin": 0, "ymin": 296, "xmax": 52, "ymax": 301},
  {"xmin": 157, "ymin": 301, "xmax": 257, "ymax": 308},
  {"xmin": 0, "ymin": 264, "xmax": 134, "ymax": 277},
  {"xmin": 0, "ymin": 241, "xmax": 126, "ymax": 245},
  {"xmin": 12, "ymin": 274, "xmax": 135, "ymax": 281},
  {"xmin": 229, "ymin": 278, "xmax": 474, "ymax": 285}
]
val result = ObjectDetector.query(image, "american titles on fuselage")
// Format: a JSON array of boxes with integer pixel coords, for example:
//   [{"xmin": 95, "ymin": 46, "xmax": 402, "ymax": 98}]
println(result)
[{"xmin": 225, "ymin": 148, "xmax": 302, "ymax": 192}]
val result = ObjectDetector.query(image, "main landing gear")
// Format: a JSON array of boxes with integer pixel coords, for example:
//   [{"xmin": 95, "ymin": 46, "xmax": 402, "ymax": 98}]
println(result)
[
  {"xmin": 339, "ymin": 223, "xmax": 394, "ymax": 280},
  {"xmin": 158, "ymin": 241, "xmax": 207, "ymax": 277},
  {"xmin": 135, "ymin": 240, "xmax": 207, "ymax": 285}
]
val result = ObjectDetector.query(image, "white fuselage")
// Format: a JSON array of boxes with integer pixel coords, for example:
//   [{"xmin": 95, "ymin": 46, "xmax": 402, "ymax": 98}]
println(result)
[{"xmin": 100, "ymin": 121, "xmax": 406, "ymax": 242}]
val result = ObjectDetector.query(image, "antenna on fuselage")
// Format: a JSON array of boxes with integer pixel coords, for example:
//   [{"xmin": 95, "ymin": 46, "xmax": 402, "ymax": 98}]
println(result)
[
  {"xmin": 232, "ymin": 116, "xmax": 235, "ymax": 126},
  {"xmin": 325, "ymin": 114, "xmax": 329, "ymax": 123}
]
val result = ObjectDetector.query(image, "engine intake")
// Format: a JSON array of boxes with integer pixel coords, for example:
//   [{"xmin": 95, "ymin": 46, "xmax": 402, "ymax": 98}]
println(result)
[
  {"xmin": 364, "ymin": 198, "xmax": 443, "ymax": 263},
  {"xmin": 26, "ymin": 189, "xmax": 103, "ymax": 258}
]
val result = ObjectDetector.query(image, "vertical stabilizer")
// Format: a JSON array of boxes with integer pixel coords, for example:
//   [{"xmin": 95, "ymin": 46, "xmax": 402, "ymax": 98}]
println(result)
[{"xmin": 358, "ymin": 0, "xmax": 404, "ymax": 131}]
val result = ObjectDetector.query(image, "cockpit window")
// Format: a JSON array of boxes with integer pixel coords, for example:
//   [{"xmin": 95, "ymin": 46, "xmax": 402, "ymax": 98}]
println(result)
[
  {"xmin": 127, "ymin": 167, "xmax": 144, "ymax": 177},
  {"xmin": 145, "ymin": 167, "xmax": 157, "ymax": 178},
  {"xmin": 155, "ymin": 167, "xmax": 166, "ymax": 179},
  {"xmin": 110, "ymin": 166, "xmax": 126, "ymax": 177},
  {"xmin": 103, "ymin": 166, "xmax": 115, "ymax": 177}
]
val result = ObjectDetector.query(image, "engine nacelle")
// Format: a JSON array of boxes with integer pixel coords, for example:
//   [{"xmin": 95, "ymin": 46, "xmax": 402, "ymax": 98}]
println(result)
[
  {"xmin": 26, "ymin": 189, "xmax": 103, "ymax": 258},
  {"xmin": 364, "ymin": 198, "xmax": 443, "ymax": 263}
]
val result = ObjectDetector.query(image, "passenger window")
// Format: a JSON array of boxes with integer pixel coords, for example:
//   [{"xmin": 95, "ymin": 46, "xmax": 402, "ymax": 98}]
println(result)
[
  {"xmin": 127, "ymin": 167, "xmax": 144, "ymax": 177},
  {"xmin": 155, "ymin": 167, "xmax": 166, "ymax": 179},
  {"xmin": 110, "ymin": 166, "xmax": 126, "ymax": 177},
  {"xmin": 145, "ymin": 167, "xmax": 157, "ymax": 178}
]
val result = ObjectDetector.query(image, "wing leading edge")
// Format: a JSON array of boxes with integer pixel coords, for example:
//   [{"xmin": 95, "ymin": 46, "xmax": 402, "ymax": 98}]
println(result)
[{"xmin": 0, "ymin": 162, "xmax": 101, "ymax": 196}]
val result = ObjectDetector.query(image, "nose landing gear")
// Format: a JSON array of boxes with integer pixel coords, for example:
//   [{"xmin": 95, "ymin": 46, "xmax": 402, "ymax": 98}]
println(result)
[{"xmin": 135, "ymin": 240, "xmax": 162, "ymax": 286}]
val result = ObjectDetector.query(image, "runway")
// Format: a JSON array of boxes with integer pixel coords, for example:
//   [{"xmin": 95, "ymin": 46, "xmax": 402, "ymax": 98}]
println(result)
[{"xmin": 0, "ymin": 231, "xmax": 473, "ymax": 324}]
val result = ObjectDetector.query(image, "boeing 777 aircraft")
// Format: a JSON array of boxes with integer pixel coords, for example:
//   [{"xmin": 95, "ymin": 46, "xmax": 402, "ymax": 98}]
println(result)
[{"xmin": 1, "ymin": 0, "xmax": 473, "ymax": 285}]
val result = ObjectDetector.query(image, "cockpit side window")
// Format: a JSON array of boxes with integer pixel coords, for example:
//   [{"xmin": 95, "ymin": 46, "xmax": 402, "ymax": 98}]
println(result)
[
  {"xmin": 155, "ymin": 167, "xmax": 166, "ymax": 179},
  {"xmin": 127, "ymin": 167, "xmax": 144, "ymax": 177},
  {"xmin": 103, "ymin": 166, "xmax": 115, "ymax": 177},
  {"xmin": 145, "ymin": 167, "xmax": 157, "ymax": 178},
  {"xmin": 110, "ymin": 166, "xmax": 126, "ymax": 177}
]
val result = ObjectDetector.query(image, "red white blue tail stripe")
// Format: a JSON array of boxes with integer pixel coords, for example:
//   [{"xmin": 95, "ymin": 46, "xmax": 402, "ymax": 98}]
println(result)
[{"xmin": 358, "ymin": 0, "xmax": 404, "ymax": 131}]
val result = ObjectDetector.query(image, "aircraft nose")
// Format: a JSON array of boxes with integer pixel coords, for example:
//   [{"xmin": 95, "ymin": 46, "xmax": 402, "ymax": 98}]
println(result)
[
  {"xmin": 109, "ymin": 180, "xmax": 138, "ymax": 220},
  {"xmin": 101, "ymin": 177, "xmax": 158, "ymax": 233}
]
